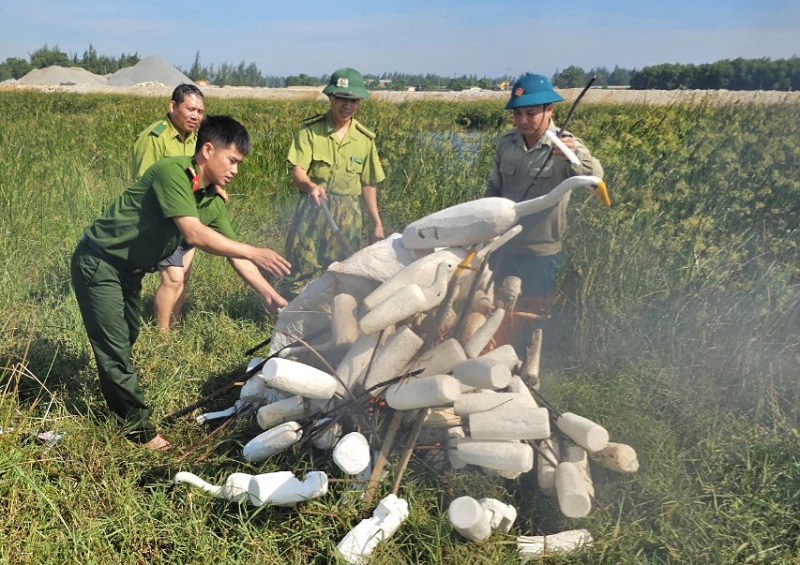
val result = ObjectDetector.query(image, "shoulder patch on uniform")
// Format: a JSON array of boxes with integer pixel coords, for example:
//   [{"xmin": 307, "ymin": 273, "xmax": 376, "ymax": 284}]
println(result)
[
  {"xmin": 185, "ymin": 166, "xmax": 200, "ymax": 191},
  {"xmin": 355, "ymin": 123, "xmax": 376, "ymax": 139},
  {"xmin": 301, "ymin": 113, "xmax": 326, "ymax": 126},
  {"xmin": 149, "ymin": 121, "xmax": 168, "ymax": 137}
]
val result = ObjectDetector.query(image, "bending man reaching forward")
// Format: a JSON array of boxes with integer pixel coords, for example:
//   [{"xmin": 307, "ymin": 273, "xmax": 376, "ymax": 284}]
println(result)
[{"xmin": 71, "ymin": 115, "xmax": 291, "ymax": 450}]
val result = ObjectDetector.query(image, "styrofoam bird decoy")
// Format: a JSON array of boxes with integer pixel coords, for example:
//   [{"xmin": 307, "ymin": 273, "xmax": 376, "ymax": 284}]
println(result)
[{"xmin": 402, "ymin": 175, "xmax": 610, "ymax": 249}]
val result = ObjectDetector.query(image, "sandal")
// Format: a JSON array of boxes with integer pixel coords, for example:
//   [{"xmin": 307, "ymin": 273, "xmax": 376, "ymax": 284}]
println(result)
[{"xmin": 141, "ymin": 433, "xmax": 173, "ymax": 452}]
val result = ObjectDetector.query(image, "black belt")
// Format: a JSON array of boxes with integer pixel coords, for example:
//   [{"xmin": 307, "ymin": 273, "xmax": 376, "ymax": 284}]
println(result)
[{"xmin": 79, "ymin": 235, "xmax": 155, "ymax": 275}]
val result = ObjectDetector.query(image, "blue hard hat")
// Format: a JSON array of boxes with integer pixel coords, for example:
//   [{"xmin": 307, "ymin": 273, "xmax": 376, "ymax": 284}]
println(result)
[{"xmin": 505, "ymin": 73, "xmax": 563, "ymax": 109}]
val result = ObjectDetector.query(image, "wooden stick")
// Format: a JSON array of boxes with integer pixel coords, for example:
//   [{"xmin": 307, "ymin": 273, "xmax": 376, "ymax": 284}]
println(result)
[
  {"xmin": 421, "ymin": 249, "xmax": 478, "ymax": 350},
  {"xmin": 362, "ymin": 409, "xmax": 404, "ymax": 506},
  {"xmin": 390, "ymin": 408, "xmax": 430, "ymax": 495},
  {"xmin": 511, "ymin": 311, "xmax": 551, "ymax": 321},
  {"xmin": 521, "ymin": 328, "xmax": 543, "ymax": 389}
]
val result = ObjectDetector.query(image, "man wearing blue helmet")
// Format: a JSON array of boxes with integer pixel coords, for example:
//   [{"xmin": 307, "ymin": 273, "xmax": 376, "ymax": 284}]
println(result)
[{"xmin": 485, "ymin": 73, "xmax": 603, "ymax": 322}]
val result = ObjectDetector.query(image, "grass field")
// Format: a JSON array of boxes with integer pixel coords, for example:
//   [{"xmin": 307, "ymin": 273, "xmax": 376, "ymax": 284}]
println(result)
[{"xmin": 1, "ymin": 91, "xmax": 799, "ymax": 564}]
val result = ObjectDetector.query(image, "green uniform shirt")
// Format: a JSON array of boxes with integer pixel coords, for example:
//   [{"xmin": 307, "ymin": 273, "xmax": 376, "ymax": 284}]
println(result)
[
  {"xmin": 131, "ymin": 116, "xmax": 197, "ymax": 180},
  {"xmin": 485, "ymin": 123, "xmax": 603, "ymax": 255},
  {"xmin": 85, "ymin": 156, "xmax": 236, "ymax": 270},
  {"xmin": 287, "ymin": 111, "xmax": 385, "ymax": 196}
]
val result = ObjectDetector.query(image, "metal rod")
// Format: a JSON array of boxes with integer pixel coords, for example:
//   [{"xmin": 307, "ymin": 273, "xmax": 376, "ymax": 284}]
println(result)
[
  {"xmin": 159, "ymin": 327, "xmax": 327, "ymax": 425},
  {"xmin": 320, "ymin": 198, "xmax": 356, "ymax": 258},
  {"xmin": 520, "ymin": 75, "xmax": 597, "ymax": 201}
]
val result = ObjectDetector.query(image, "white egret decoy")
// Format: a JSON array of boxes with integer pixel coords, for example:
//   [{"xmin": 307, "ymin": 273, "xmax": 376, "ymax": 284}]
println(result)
[
  {"xmin": 363, "ymin": 225, "xmax": 522, "ymax": 313},
  {"xmin": 358, "ymin": 260, "xmax": 451, "ymax": 336},
  {"xmin": 173, "ymin": 470, "xmax": 328, "ymax": 507},
  {"xmin": 402, "ymin": 175, "xmax": 610, "ymax": 249},
  {"xmin": 173, "ymin": 471, "xmax": 253, "ymax": 503}
]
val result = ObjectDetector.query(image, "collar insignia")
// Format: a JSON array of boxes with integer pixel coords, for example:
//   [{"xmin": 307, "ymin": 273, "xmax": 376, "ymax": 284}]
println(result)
[{"xmin": 186, "ymin": 166, "xmax": 201, "ymax": 191}]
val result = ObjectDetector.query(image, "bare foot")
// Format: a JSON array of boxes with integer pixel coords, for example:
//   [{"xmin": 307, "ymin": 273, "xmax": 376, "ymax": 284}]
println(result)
[{"xmin": 141, "ymin": 434, "xmax": 172, "ymax": 452}]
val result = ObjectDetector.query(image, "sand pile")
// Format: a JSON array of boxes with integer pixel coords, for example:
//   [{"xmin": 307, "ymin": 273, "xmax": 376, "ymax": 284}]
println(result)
[
  {"xmin": 107, "ymin": 55, "xmax": 193, "ymax": 87},
  {"xmin": 17, "ymin": 66, "xmax": 108, "ymax": 86},
  {"xmin": 15, "ymin": 55, "xmax": 193, "ymax": 88}
]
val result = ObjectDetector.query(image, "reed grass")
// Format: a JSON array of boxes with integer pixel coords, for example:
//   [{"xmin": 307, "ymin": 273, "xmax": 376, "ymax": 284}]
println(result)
[{"xmin": 0, "ymin": 90, "xmax": 798, "ymax": 564}]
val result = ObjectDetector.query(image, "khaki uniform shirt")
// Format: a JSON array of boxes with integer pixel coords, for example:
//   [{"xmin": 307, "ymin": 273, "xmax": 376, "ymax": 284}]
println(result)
[
  {"xmin": 131, "ymin": 116, "xmax": 197, "ymax": 180},
  {"xmin": 485, "ymin": 122, "xmax": 603, "ymax": 255},
  {"xmin": 85, "ymin": 156, "xmax": 235, "ymax": 270},
  {"xmin": 287, "ymin": 111, "xmax": 385, "ymax": 196}
]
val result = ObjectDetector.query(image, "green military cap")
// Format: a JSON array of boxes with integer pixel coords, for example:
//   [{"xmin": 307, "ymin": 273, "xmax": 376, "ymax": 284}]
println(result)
[{"xmin": 323, "ymin": 68, "xmax": 369, "ymax": 99}]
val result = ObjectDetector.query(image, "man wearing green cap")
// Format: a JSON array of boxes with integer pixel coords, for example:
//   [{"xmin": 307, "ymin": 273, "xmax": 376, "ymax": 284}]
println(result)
[
  {"xmin": 281, "ymin": 67, "xmax": 386, "ymax": 298},
  {"xmin": 486, "ymin": 72, "xmax": 603, "ymax": 318}
]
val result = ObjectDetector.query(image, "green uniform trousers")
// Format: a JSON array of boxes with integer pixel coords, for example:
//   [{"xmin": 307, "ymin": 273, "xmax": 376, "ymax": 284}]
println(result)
[
  {"xmin": 281, "ymin": 193, "xmax": 362, "ymax": 299},
  {"xmin": 71, "ymin": 240, "xmax": 154, "ymax": 442}
]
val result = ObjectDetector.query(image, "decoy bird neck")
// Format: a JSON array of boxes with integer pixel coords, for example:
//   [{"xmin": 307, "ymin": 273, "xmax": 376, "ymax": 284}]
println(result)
[{"xmin": 513, "ymin": 176, "xmax": 600, "ymax": 219}]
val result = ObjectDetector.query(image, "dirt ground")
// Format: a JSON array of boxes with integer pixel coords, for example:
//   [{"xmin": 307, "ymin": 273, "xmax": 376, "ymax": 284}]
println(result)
[{"xmin": 3, "ymin": 82, "xmax": 799, "ymax": 105}]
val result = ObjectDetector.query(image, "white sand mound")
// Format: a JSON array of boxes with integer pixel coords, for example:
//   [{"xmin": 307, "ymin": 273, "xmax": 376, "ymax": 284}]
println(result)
[
  {"xmin": 18, "ymin": 66, "xmax": 108, "ymax": 86},
  {"xmin": 107, "ymin": 55, "xmax": 193, "ymax": 87}
]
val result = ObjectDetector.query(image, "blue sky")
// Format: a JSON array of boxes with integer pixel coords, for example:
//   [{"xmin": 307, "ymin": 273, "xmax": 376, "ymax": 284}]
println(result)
[{"xmin": 1, "ymin": 0, "xmax": 797, "ymax": 77}]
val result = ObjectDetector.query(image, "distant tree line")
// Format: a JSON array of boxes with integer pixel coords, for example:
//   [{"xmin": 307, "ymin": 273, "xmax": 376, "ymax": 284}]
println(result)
[
  {"xmin": 552, "ymin": 58, "xmax": 799, "ymax": 91},
  {"xmin": 628, "ymin": 57, "xmax": 799, "ymax": 91},
  {"xmin": 185, "ymin": 51, "xmax": 285, "ymax": 87},
  {"xmin": 1, "ymin": 45, "xmax": 797, "ymax": 92},
  {"xmin": 0, "ymin": 44, "xmax": 139, "ymax": 81},
  {"xmin": 551, "ymin": 65, "xmax": 633, "ymax": 88}
]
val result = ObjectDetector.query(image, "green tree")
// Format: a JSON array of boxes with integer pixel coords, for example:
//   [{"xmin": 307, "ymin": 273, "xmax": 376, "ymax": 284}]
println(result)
[
  {"xmin": 285, "ymin": 73, "xmax": 322, "ymax": 87},
  {"xmin": 188, "ymin": 51, "xmax": 207, "ymax": 82},
  {"xmin": 81, "ymin": 44, "xmax": 98, "ymax": 72},
  {"xmin": 29, "ymin": 44, "xmax": 72, "ymax": 68},
  {"xmin": 552, "ymin": 65, "xmax": 588, "ymax": 88},
  {"xmin": 0, "ymin": 57, "xmax": 33, "ymax": 80},
  {"xmin": 447, "ymin": 77, "xmax": 466, "ymax": 91},
  {"xmin": 608, "ymin": 65, "xmax": 632, "ymax": 86},
  {"xmin": 215, "ymin": 62, "xmax": 233, "ymax": 86}
]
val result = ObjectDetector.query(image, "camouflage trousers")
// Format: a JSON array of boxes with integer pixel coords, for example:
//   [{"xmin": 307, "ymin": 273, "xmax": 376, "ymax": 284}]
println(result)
[{"xmin": 281, "ymin": 193, "xmax": 362, "ymax": 299}]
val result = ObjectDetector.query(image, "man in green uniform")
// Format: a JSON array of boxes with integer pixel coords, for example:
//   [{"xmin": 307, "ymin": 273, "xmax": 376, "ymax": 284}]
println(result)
[
  {"xmin": 281, "ymin": 67, "xmax": 386, "ymax": 299},
  {"xmin": 132, "ymin": 84, "xmax": 206, "ymax": 179},
  {"xmin": 72, "ymin": 116, "xmax": 291, "ymax": 450},
  {"xmin": 133, "ymin": 84, "xmax": 230, "ymax": 332}
]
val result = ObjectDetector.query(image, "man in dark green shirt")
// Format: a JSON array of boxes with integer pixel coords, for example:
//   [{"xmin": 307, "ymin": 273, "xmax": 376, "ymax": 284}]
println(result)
[{"xmin": 71, "ymin": 116, "xmax": 291, "ymax": 451}]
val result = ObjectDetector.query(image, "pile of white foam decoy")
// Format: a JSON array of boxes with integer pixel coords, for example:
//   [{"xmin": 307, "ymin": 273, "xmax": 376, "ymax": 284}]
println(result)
[{"xmin": 175, "ymin": 176, "xmax": 636, "ymax": 563}]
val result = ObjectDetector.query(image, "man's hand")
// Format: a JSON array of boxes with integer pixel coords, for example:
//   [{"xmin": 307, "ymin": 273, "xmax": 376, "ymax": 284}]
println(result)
[
  {"xmin": 552, "ymin": 133, "xmax": 577, "ymax": 160},
  {"xmin": 266, "ymin": 293, "xmax": 289, "ymax": 318},
  {"xmin": 291, "ymin": 165, "xmax": 326, "ymax": 206},
  {"xmin": 308, "ymin": 185, "xmax": 327, "ymax": 207},
  {"xmin": 251, "ymin": 247, "xmax": 291, "ymax": 279}
]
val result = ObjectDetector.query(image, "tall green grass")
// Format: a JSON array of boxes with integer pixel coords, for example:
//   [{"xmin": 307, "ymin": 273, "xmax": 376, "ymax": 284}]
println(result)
[{"xmin": 0, "ymin": 91, "xmax": 798, "ymax": 564}]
